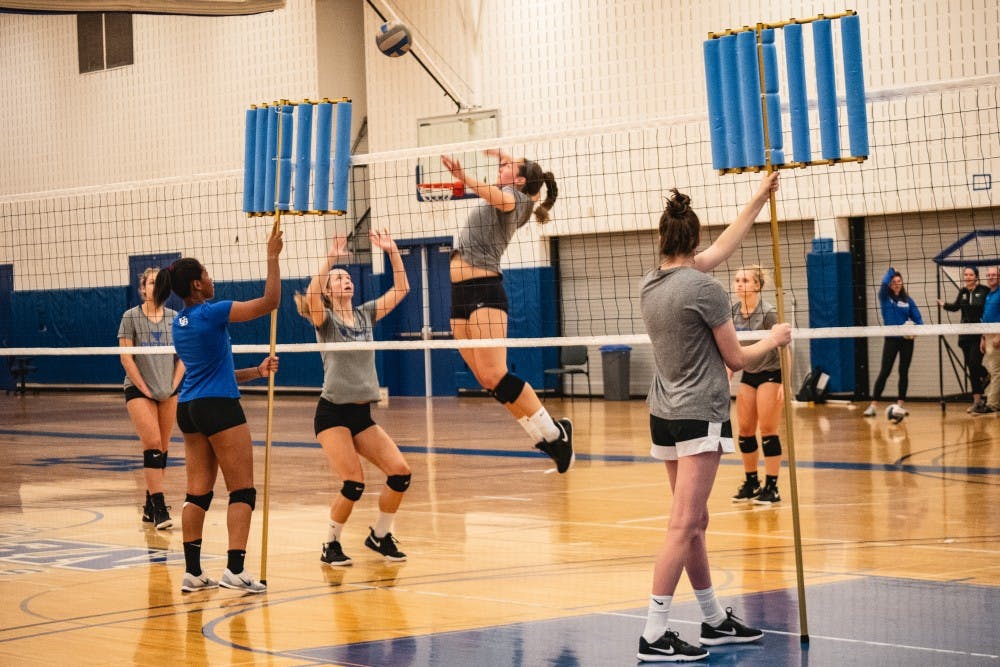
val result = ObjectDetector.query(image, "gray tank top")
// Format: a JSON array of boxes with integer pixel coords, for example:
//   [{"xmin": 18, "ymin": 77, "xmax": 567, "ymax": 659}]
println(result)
[
  {"xmin": 316, "ymin": 301, "xmax": 381, "ymax": 404},
  {"xmin": 732, "ymin": 300, "xmax": 780, "ymax": 373},
  {"xmin": 455, "ymin": 186, "xmax": 535, "ymax": 273}
]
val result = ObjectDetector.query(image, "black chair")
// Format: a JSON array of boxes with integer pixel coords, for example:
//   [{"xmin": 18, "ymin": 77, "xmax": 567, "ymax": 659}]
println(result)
[
  {"xmin": 544, "ymin": 345, "xmax": 591, "ymax": 399},
  {"xmin": 7, "ymin": 356, "xmax": 37, "ymax": 396}
]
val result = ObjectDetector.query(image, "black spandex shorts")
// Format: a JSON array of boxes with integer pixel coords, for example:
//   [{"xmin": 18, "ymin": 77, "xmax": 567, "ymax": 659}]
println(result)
[
  {"xmin": 450, "ymin": 276, "xmax": 509, "ymax": 320},
  {"xmin": 124, "ymin": 385, "xmax": 178, "ymax": 404},
  {"xmin": 740, "ymin": 369, "xmax": 782, "ymax": 389},
  {"xmin": 177, "ymin": 398, "xmax": 246, "ymax": 437},
  {"xmin": 314, "ymin": 398, "xmax": 376, "ymax": 437}
]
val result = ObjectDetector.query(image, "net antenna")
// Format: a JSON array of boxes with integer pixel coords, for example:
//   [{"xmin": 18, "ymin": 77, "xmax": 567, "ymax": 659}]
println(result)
[
  {"xmin": 932, "ymin": 230, "xmax": 1000, "ymax": 411},
  {"xmin": 242, "ymin": 97, "xmax": 353, "ymax": 582},
  {"xmin": 704, "ymin": 10, "xmax": 870, "ymax": 644}
]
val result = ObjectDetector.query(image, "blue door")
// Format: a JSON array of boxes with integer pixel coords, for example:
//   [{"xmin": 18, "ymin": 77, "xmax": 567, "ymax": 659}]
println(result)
[
  {"xmin": 128, "ymin": 253, "xmax": 182, "ymax": 311},
  {"xmin": 378, "ymin": 237, "xmax": 460, "ymax": 396},
  {"xmin": 0, "ymin": 264, "xmax": 13, "ymax": 390}
]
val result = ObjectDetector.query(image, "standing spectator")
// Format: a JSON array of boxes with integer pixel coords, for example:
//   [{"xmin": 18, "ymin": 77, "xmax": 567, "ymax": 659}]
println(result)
[{"xmin": 937, "ymin": 267, "xmax": 990, "ymax": 413}]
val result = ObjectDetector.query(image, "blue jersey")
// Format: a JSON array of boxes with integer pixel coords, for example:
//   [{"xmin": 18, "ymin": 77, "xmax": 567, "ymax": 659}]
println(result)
[
  {"xmin": 878, "ymin": 267, "xmax": 923, "ymax": 327},
  {"xmin": 983, "ymin": 288, "xmax": 1000, "ymax": 324},
  {"xmin": 172, "ymin": 300, "xmax": 238, "ymax": 402}
]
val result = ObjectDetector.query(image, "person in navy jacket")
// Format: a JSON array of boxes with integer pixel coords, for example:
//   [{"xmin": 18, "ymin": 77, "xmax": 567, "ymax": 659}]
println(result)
[{"xmin": 863, "ymin": 267, "xmax": 924, "ymax": 418}]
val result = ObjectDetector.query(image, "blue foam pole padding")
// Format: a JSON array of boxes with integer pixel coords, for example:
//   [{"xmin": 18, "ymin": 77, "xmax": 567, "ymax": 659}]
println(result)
[
  {"xmin": 332, "ymin": 101, "xmax": 352, "ymax": 213},
  {"xmin": 841, "ymin": 14, "xmax": 869, "ymax": 157},
  {"xmin": 313, "ymin": 102, "xmax": 332, "ymax": 211},
  {"xmin": 762, "ymin": 31, "xmax": 779, "ymax": 94},
  {"xmin": 771, "ymin": 149, "xmax": 784, "ymax": 164},
  {"xmin": 276, "ymin": 105, "xmax": 294, "ymax": 210},
  {"xmin": 703, "ymin": 39, "xmax": 729, "ymax": 170},
  {"xmin": 813, "ymin": 19, "xmax": 840, "ymax": 160},
  {"xmin": 263, "ymin": 107, "xmax": 278, "ymax": 212},
  {"xmin": 243, "ymin": 109, "xmax": 256, "ymax": 213},
  {"xmin": 719, "ymin": 35, "xmax": 744, "ymax": 169},
  {"xmin": 737, "ymin": 30, "xmax": 764, "ymax": 167},
  {"xmin": 252, "ymin": 108, "xmax": 268, "ymax": 213},
  {"xmin": 294, "ymin": 103, "xmax": 313, "ymax": 212},
  {"xmin": 784, "ymin": 23, "xmax": 810, "ymax": 164},
  {"xmin": 766, "ymin": 93, "xmax": 784, "ymax": 158}
]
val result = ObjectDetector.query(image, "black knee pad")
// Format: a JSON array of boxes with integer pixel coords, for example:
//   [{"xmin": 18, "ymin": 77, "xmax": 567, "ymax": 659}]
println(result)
[
  {"xmin": 386, "ymin": 473, "xmax": 411, "ymax": 493},
  {"xmin": 143, "ymin": 449, "xmax": 167, "ymax": 469},
  {"xmin": 340, "ymin": 480, "xmax": 365, "ymax": 502},
  {"xmin": 762, "ymin": 435, "xmax": 782, "ymax": 458},
  {"xmin": 491, "ymin": 372, "xmax": 526, "ymax": 404},
  {"xmin": 738, "ymin": 435, "xmax": 759, "ymax": 454},
  {"xmin": 184, "ymin": 490, "xmax": 214, "ymax": 512},
  {"xmin": 229, "ymin": 487, "xmax": 257, "ymax": 510}
]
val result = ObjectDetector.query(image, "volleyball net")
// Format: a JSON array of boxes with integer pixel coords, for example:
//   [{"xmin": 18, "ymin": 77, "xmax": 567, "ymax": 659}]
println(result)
[{"xmin": 1, "ymin": 79, "xmax": 999, "ymax": 399}]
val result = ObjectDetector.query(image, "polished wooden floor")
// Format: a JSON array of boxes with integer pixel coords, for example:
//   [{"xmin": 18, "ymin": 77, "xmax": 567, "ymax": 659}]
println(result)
[{"xmin": 1, "ymin": 391, "xmax": 998, "ymax": 666}]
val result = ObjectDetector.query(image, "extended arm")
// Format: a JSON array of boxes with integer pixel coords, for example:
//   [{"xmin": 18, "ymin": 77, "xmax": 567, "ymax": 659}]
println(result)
[
  {"xmin": 370, "ymin": 229, "xmax": 410, "ymax": 322},
  {"xmin": 303, "ymin": 236, "xmax": 349, "ymax": 328},
  {"xmin": 693, "ymin": 172, "xmax": 779, "ymax": 273},
  {"xmin": 441, "ymin": 154, "xmax": 517, "ymax": 212},
  {"xmin": 230, "ymin": 227, "xmax": 284, "ymax": 323}
]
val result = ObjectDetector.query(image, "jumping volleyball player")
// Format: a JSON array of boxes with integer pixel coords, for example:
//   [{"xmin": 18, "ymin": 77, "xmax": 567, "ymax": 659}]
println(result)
[
  {"xmin": 294, "ymin": 231, "xmax": 412, "ymax": 565},
  {"xmin": 441, "ymin": 149, "xmax": 573, "ymax": 473}
]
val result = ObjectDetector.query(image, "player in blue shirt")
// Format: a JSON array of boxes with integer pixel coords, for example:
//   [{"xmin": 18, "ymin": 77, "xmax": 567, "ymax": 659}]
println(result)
[
  {"xmin": 153, "ymin": 227, "xmax": 283, "ymax": 594},
  {"xmin": 980, "ymin": 266, "xmax": 1000, "ymax": 411}
]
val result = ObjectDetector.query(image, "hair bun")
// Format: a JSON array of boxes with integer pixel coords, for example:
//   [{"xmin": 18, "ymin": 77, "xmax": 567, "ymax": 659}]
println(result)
[{"xmin": 666, "ymin": 188, "xmax": 691, "ymax": 216}]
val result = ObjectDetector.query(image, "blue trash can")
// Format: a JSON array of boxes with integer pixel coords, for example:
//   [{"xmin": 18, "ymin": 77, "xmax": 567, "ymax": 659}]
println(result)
[{"xmin": 599, "ymin": 345, "xmax": 632, "ymax": 400}]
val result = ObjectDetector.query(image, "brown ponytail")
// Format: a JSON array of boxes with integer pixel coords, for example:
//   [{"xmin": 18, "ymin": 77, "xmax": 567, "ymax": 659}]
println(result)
[{"xmin": 519, "ymin": 160, "xmax": 558, "ymax": 224}]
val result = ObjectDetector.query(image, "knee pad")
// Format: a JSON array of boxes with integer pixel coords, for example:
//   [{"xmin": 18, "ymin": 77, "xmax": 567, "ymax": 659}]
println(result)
[
  {"xmin": 229, "ymin": 487, "xmax": 257, "ymax": 510},
  {"xmin": 761, "ymin": 435, "xmax": 782, "ymax": 458},
  {"xmin": 386, "ymin": 473, "xmax": 411, "ymax": 493},
  {"xmin": 184, "ymin": 490, "xmax": 214, "ymax": 512},
  {"xmin": 491, "ymin": 372, "xmax": 526, "ymax": 404},
  {"xmin": 143, "ymin": 449, "xmax": 167, "ymax": 469},
  {"xmin": 340, "ymin": 480, "xmax": 365, "ymax": 502},
  {"xmin": 738, "ymin": 435, "xmax": 759, "ymax": 454}
]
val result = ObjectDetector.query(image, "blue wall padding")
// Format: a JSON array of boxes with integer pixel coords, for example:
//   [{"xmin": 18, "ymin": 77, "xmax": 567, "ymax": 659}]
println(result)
[
  {"xmin": 784, "ymin": 23, "xmax": 810, "ymax": 164},
  {"xmin": 243, "ymin": 109, "xmax": 256, "ymax": 213},
  {"xmin": 812, "ymin": 19, "xmax": 840, "ymax": 160},
  {"xmin": 263, "ymin": 107, "xmax": 279, "ymax": 212},
  {"xmin": 314, "ymin": 102, "xmax": 332, "ymax": 211},
  {"xmin": 332, "ymin": 101, "xmax": 352, "ymax": 213},
  {"xmin": 806, "ymin": 249, "xmax": 854, "ymax": 393},
  {"xmin": 840, "ymin": 14, "xmax": 869, "ymax": 158},
  {"xmin": 719, "ymin": 35, "xmax": 745, "ymax": 169},
  {"xmin": 294, "ymin": 103, "xmax": 313, "ymax": 212},
  {"xmin": 703, "ymin": 39, "xmax": 729, "ymax": 170},
  {"xmin": 736, "ymin": 30, "xmax": 765, "ymax": 168},
  {"xmin": 761, "ymin": 32, "xmax": 778, "ymax": 94},
  {"xmin": 252, "ymin": 107, "xmax": 268, "ymax": 213},
  {"xmin": 276, "ymin": 105, "xmax": 294, "ymax": 210}
]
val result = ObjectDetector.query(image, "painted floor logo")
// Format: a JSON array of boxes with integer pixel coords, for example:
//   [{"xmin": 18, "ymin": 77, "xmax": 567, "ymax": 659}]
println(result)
[{"xmin": 0, "ymin": 538, "xmax": 192, "ymax": 571}]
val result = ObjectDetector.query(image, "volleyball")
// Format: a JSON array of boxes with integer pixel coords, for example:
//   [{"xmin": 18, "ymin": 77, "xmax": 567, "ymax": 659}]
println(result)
[
  {"xmin": 886, "ymin": 404, "xmax": 906, "ymax": 424},
  {"xmin": 376, "ymin": 21, "xmax": 412, "ymax": 58}
]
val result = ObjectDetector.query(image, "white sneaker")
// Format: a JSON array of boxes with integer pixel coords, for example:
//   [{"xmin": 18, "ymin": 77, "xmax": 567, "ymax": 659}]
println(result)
[
  {"xmin": 181, "ymin": 572, "xmax": 218, "ymax": 592},
  {"xmin": 862, "ymin": 405, "xmax": 877, "ymax": 417},
  {"xmin": 219, "ymin": 568, "xmax": 267, "ymax": 594}
]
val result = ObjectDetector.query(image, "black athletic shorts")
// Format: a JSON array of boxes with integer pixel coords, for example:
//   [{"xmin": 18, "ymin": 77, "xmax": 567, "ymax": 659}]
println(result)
[
  {"xmin": 450, "ymin": 276, "xmax": 509, "ymax": 320},
  {"xmin": 740, "ymin": 368, "xmax": 782, "ymax": 389},
  {"xmin": 176, "ymin": 397, "xmax": 246, "ymax": 437},
  {"xmin": 649, "ymin": 414, "xmax": 734, "ymax": 461},
  {"xmin": 314, "ymin": 398, "xmax": 376, "ymax": 437},
  {"xmin": 124, "ymin": 385, "xmax": 178, "ymax": 403}
]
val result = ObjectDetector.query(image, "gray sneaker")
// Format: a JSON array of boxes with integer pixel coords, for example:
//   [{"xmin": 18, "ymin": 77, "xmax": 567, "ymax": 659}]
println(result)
[
  {"xmin": 219, "ymin": 568, "xmax": 267, "ymax": 594},
  {"xmin": 181, "ymin": 572, "xmax": 218, "ymax": 593}
]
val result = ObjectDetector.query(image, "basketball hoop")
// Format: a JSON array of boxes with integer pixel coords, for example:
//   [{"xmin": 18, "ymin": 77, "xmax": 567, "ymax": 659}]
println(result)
[{"xmin": 417, "ymin": 182, "xmax": 463, "ymax": 202}]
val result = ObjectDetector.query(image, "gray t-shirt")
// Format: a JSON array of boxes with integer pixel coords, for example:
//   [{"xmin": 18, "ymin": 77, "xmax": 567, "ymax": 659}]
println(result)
[
  {"xmin": 316, "ymin": 300, "xmax": 381, "ymax": 404},
  {"xmin": 117, "ymin": 305, "xmax": 178, "ymax": 400},
  {"xmin": 732, "ymin": 300, "xmax": 780, "ymax": 374},
  {"xmin": 455, "ymin": 186, "xmax": 535, "ymax": 273},
  {"xmin": 640, "ymin": 267, "xmax": 733, "ymax": 422}
]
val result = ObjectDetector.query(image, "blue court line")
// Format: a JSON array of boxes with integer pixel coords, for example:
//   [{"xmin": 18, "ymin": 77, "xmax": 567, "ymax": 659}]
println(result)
[{"xmin": 2, "ymin": 428, "xmax": 998, "ymax": 476}]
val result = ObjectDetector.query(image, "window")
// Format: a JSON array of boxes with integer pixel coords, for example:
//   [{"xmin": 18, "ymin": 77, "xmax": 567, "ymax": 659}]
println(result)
[{"xmin": 77, "ymin": 13, "xmax": 133, "ymax": 74}]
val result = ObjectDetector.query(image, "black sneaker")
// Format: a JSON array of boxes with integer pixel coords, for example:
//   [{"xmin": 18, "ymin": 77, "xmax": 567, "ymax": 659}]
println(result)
[
  {"xmin": 637, "ymin": 630, "xmax": 709, "ymax": 662},
  {"xmin": 321, "ymin": 540, "xmax": 352, "ymax": 566},
  {"xmin": 141, "ymin": 493, "xmax": 154, "ymax": 524},
  {"xmin": 364, "ymin": 528, "xmax": 406, "ymax": 562},
  {"xmin": 152, "ymin": 503, "xmax": 173, "ymax": 530},
  {"xmin": 535, "ymin": 418, "xmax": 575, "ymax": 473},
  {"xmin": 699, "ymin": 608, "xmax": 763, "ymax": 646},
  {"xmin": 753, "ymin": 485, "xmax": 781, "ymax": 505},
  {"xmin": 731, "ymin": 479, "xmax": 760, "ymax": 503}
]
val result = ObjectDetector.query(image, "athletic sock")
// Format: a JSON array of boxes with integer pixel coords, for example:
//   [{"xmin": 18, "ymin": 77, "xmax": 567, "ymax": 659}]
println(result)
[
  {"xmin": 518, "ymin": 416, "xmax": 543, "ymax": 442},
  {"xmin": 326, "ymin": 520, "xmax": 344, "ymax": 543},
  {"xmin": 745, "ymin": 471, "xmax": 759, "ymax": 483},
  {"xmin": 695, "ymin": 586, "xmax": 727, "ymax": 627},
  {"xmin": 183, "ymin": 539, "xmax": 203, "ymax": 576},
  {"xmin": 227, "ymin": 549, "xmax": 247, "ymax": 575},
  {"xmin": 150, "ymin": 491, "xmax": 166, "ymax": 510},
  {"xmin": 641, "ymin": 595, "xmax": 672, "ymax": 642},
  {"xmin": 528, "ymin": 407, "xmax": 561, "ymax": 442},
  {"xmin": 373, "ymin": 512, "xmax": 395, "ymax": 538},
  {"xmin": 765, "ymin": 475, "xmax": 779, "ymax": 488}
]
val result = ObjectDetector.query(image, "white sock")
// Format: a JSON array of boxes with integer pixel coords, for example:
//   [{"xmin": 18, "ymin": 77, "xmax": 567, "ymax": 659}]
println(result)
[
  {"xmin": 373, "ymin": 511, "xmax": 395, "ymax": 538},
  {"xmin": 518, "ymin": 416, "xmax": 543, "ymax": 442},
  {"xmin": 641, "ymin": 594, "xmax": 672, "ymax": 642},
  {"xmin": 528, "ymin": 407, "xmax": 561, "ymax": 442},
  {"xmin": 695, "ymin": 587, "xmax": 727, "ymax": 627},
  {"xmin": 326, "ymin": 520, "xmax": 344, "ymax": 543}
]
